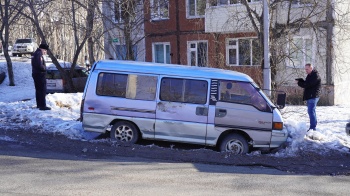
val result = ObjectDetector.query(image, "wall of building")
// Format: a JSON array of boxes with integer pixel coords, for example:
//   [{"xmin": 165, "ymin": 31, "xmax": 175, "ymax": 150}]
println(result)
[
  {"xmin": 102, "ymin": 0, "xmax": 350, "ymax": 105},
  {"xmin": 144, "ymin": 1, "xmax": 264, "ymax": 84},
  {"xmin": 333, "ymin": 0, "xmax": 350, "ymax": 105}
]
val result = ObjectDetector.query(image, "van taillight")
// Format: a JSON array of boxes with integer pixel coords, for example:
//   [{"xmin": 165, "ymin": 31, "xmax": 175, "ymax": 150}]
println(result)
[{"xmin": 80, "ymin": 99, "xmax": 84, "ymax": 122}]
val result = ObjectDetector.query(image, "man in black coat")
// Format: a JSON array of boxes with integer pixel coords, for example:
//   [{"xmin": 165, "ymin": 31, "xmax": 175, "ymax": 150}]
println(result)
[
  {"xmin": 296, "ymin": 63, "xmax": 321, "ymax": 131},
  {"xmin": 32, "ymin": 43, "xmax": 51, "ymax": 110}
]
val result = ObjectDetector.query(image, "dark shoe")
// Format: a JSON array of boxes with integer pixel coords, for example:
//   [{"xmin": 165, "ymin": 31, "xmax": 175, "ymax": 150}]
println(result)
[
  {"xmin": 39, "ymin": 106, "xmax": 51, "ymax": 111},
  {"xmin": 307, "ymin": 128, "xmax": 315, "ymax": 132}
]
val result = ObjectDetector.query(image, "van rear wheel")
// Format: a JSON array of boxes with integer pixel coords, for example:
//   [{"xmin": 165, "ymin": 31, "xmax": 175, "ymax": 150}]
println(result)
[
  {"xmin": 110, "ymin": 121, "xmax": 139, "ymax": 144},
  {"xmin": 219, "ymin": 133, "xmax": 249, "ymax": 154}
]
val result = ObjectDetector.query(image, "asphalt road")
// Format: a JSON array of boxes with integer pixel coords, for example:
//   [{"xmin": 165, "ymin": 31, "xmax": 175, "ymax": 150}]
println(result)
[{"xmin": 1, "ymin": 137, "xmax": 350, "ymax": 196}]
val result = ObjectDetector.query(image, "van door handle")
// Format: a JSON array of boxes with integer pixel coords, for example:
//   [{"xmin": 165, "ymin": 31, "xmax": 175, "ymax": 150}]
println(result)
[
  {"xmin": 215, "ymin": 109, "xmax": 227, "ymax": 117},
  {"xmin": 196, "ymin": 107, "xmax": 208, "ymax": 116}
]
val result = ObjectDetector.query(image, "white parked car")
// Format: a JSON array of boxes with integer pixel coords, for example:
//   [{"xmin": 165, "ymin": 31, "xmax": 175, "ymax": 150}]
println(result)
[
  {"xmin": 45, "ymin": 61, "xmax": 89, "ymax": 93},
  {"xmin": 12, "ymin": 38, "xmax": 38, "ymax": 57}
]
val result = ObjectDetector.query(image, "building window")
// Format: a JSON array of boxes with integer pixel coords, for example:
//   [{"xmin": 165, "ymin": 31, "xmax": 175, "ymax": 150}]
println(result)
[
  {"xmin": 226, "ymin": 38, "xmax": 261, "ymax": 66},
  {"xmin": 152, "ymin": 43, "xmax": 171, "ymax": 64},
  {"xmin": 150, "ymin": 0, "xmax": 169, "ymax": 20},
  {"xmin": 188, "ymin": 0, "xmax": 206, "ymax": 18},
  {"xmin": 210, "ymin": 0, "xmax": 261, "ymax": 6},
  {"xmin": 115, "ymin": 45, "xmax": 138, "ymax": 61},
  {"xmin": 188, "ymin": 41, "xmax": 208, "ymax": 67},
  {"xmin": 160, "ymin": 77, "xmax": 208, "ymax": 104},
  {"xmin": 113, "ymin": 0, "xmax": 126, "ymax": 23},
  {"xmin": 288, "ymin": 37, "xmax": 313, "ymax": 68},
  {"xmin": 291, "ymin": 0, "xmax": 315, "ymax": 6}
]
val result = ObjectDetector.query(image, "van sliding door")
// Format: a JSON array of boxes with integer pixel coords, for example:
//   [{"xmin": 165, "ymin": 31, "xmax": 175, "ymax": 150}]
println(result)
[{"xmin": 155, "ymin": 77, "xmax": 209, "ymax": 145}]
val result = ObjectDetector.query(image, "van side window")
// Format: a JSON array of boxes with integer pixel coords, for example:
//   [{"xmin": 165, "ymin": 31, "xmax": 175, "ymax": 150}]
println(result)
[
  {"xmin": 96, "ymin": 73, "xmax": 157, "ymax": 101},
  {"xmin": 219, "ymin": 81, "xmax": 269, "ymax": 112},
  {"xmin": 160, "ymin": 77, "xmax": 207, "ymax": 104}
]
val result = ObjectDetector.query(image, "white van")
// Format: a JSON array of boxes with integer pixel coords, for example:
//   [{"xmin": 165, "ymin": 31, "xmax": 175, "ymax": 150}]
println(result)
[{"xmin": 81, "ymin": 60, "xmax": 287, "ymax": 154}]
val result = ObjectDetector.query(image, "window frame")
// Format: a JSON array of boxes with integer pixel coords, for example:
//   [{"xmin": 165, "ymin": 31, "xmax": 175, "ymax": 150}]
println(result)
[
  {"xmin": 114, "ymin": 44, "xmax": 138, "ymax": 61},
  {"xmin": 187, "ymin": 0, "xmax": 206, "ymax": 19},
  {"xmin": 150, "ymin": 0, "xmax": 169, "ymax": 21},
  {"xmin": 187, "ymin": 40, "xmax": 208, "ymax": 67},
  {"xmin": 291, "ymin": 0, "xmax": 315, "ymax": 7},
  {"xmin": 152, "ymin": 42, "xmax": 171, "ymax": 64},
  {"xmin": 209, "ymin": 0, "xmax": 261, "ymax": 7},
  {"xmin": 286, "ymin": 36, "xmax": 314, "ymax": 68},
  {"xmin": 225, "ymin": 37, "xmax": 261, "ymax": 66},
  {"xmin": 112, "ymin": 0, "xmax": 125, "ymax": 24}
]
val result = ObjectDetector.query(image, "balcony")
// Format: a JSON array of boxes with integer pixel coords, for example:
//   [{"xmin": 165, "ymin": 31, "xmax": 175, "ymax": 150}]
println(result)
[
  {"xmin": 204, "ymin": 1, "xmax": 326, "ymax": 34},
  {"xmin": 205, "ymin": 2, "xmax": 263, "ymax": 33}
]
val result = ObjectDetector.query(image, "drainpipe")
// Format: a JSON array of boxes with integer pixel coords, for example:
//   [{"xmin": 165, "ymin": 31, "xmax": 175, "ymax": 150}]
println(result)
[{"xmin": 176, "ymin": 1, "xmax": 180, "ymax": 64}]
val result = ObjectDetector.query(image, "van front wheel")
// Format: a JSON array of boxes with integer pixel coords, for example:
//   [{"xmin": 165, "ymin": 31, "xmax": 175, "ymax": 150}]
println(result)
[
  {"xmin": 110, "ymin": 121, "xmax": 139, "ymax": 144},
  {"xmin": 219, "ymin": 134, "xmax": 249, "ymax": 154}
]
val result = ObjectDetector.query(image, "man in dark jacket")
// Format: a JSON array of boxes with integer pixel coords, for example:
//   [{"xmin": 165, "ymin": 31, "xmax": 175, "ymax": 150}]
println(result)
[
  {"xmin": 297, "ymin": 63, "xmax": 321, "ymax": 131},
  {"xmin": 32, "ymin": 43, "xmax": 51, "ymax": 110}
]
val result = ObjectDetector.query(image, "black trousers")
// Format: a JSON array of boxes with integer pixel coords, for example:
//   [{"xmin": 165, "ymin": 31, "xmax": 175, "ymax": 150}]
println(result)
[{"xmin": 32, "ymin": 72, "xmax": 47, "ymax": 108}]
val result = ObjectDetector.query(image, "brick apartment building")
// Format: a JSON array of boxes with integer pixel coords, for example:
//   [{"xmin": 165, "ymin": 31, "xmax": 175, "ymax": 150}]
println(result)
[{"xmin": 103, "ymin": 0, "xmax": 350, "ymax": 105}]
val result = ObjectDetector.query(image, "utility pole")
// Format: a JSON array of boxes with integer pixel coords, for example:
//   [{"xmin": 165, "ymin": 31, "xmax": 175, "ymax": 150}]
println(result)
[{"xmin": 263, "ymin": 0, "xmax": 271, "ymax": 96}]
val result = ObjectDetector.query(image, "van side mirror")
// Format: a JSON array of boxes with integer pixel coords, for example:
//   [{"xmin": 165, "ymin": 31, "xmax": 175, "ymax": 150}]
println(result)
[{"xmin": 276, "ymin": 93, "xmax": 286, "ymax": 109}]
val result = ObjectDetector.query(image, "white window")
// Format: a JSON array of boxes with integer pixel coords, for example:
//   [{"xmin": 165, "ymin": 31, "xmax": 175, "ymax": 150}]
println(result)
[
  {"xmin": 113, "ymin": 0, "xmax": 125, "ymax": 23},
  {"xmin": 150, "ymin": 0, "xmax": 169, "ymax": 20},
  {"xmin": 187, "ymin": 0, "xmax": 206, "ymax": 18},
  {"xmin": 210, "ymin": 0, "xmax": 261, "ymax": 6},
  {"xmin": 188, "ymin": 41, "xmax": 208, "ymax": 67},
  {"xmin": 292, "ymin": 0, "xmax": 315, "ymax": 6},
  {"xmin": 287, "ymin": 37, "xmax": 313, "ymax": 68},
  {"xmin": 152, "ymin": 42, "xmax": 171, "ymax": 64},
  {"xmin": 226, "ymin": 38, "xmax": 261, "ymax": 66}
]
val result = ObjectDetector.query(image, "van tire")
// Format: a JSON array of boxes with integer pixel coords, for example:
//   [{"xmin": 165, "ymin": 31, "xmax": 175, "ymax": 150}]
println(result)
[
  {"xmin": 110, "ymin": 121, "xmax": 139, "ymax": 144},
  {"xmin": 219, "ymin": 133, "xmax": 249, "ymax": 154}
]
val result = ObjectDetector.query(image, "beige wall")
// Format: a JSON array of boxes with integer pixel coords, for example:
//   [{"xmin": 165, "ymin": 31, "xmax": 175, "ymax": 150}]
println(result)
[{"xmin": 333, "ymin": 0, "xmax": 350, "ymax": 105}]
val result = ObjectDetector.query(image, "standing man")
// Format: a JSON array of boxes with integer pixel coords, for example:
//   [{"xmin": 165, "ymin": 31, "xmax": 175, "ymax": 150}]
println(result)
[
  {"xmin": 296, "ymin": 63, "xmax": 321, "ymax": 131},
  {"xmin": 32, "ymin": 43, "xmax": 51, "ymax": 111}
]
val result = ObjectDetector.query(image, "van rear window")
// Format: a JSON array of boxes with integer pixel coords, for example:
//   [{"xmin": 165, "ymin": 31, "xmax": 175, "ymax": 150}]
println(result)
[{"xmin": 96, "ymin": 73, "xmax": 157, "ymax": 101}]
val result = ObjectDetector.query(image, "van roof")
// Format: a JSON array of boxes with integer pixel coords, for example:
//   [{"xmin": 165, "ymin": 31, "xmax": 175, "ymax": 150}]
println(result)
[{"xmin": 93, "ymin": 60, "xmax": 254, "ymax": 83}]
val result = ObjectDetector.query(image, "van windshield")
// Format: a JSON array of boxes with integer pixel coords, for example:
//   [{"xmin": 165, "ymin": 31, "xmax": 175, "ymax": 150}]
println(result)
[{"xmin": 219, "ymin": 80, "xmax": 271, "ymax": 112}]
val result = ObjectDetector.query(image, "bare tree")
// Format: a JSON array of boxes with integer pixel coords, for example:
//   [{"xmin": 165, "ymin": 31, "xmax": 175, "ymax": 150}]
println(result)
[
  {"xmin": 0, "ymin": 0, "xmax": 25, "ymax": 86},
  {"xmin": 101, "ymin": 0, "xmax": 146, "ymax": 61},
  {"xmin": 14, "ymin": 0, "xmax": 99, "ymax": 92}
]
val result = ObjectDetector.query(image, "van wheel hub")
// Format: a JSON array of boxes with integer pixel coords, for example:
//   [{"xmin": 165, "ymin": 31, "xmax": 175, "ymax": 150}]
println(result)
[
  {"xmin": 226, "ymin": 139, "xmax": 244, "ymax": 154},
  {"xmin": 116, "ymin": 125, "xmax": 133, "ymax": 142}
]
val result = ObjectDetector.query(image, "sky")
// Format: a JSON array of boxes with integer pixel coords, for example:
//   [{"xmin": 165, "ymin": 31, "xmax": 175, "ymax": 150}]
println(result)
[{"xmin": 1, "ymin": 57, "xmax": 350, "ymax": 157}]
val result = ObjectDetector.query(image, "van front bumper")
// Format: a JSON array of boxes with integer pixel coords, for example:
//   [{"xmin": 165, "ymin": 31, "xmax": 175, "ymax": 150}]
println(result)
[{"xmin": 270, "ymin": 129, "xmax": 288, "ymax": 148}]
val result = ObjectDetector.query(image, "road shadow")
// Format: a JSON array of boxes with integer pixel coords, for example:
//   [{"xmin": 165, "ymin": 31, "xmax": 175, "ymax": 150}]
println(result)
[{"xmin": 1, "ymin": 128, "xmax": 350, "ymax": 176}]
